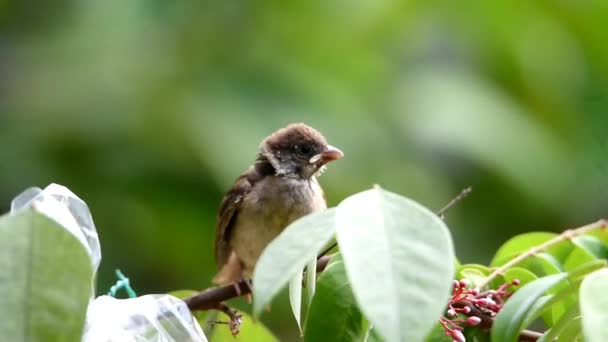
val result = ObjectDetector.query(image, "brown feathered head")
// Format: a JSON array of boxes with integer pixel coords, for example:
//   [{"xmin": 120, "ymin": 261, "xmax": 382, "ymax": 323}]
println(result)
[{"xmin": 260, "ymin": 123, "xmax": 343, "ymax": 179}]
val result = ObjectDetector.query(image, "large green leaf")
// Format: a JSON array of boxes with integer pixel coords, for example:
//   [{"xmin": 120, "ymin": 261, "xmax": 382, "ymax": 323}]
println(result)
[
  {"xmin": 335, "ymin": 187, "xmax": 454, "ymax": 342},
  {"xmin": 491, "ymin": 232, "xmax": 572, "ymax": 266},
  {"xmin": 303, "ymin": 261, "xmax": 363, "ymax": 342},
  {"xmin": 253, "ymin": 209, "xmax": 336, "ymax": 316},
  {"xmin": 492, "ymin": 273, "xmax": 568, "ymax": 342},
  {"xmin": 580, "ymin": 268, "xmax": 608, "ymax": 342},
  {"xmin": 0, "ymin": 209, "xmax": 94, "ymax": 341}
]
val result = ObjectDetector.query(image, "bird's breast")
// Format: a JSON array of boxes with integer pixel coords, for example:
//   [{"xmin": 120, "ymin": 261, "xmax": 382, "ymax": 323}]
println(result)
[{"xmin": 230, "ymin": 176, "xmax": 327, "ymax": 275}]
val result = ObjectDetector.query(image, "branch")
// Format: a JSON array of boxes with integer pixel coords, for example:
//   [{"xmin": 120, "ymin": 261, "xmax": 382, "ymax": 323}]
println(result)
[
  {"xmin": 185, "ymin": 255, "xmax": 331, "ymax": 311},
  {"xmin": 436, "ymin": 186, "xmax": 472, "ymax": 219},
  {"xmin": 476, "ymin": 219, "xmax": 608, "ymax": 289}
]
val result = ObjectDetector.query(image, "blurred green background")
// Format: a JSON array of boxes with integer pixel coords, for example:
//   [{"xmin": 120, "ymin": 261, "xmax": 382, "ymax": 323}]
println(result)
[{"xmin": 1, "ymin": 0, "xmax": 607, "ymax": 340}]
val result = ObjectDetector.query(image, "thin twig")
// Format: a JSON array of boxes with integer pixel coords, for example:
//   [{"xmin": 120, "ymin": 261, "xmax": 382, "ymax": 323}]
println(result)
[
  {"xmin": 317, "ymin": 186, "xmax": 473, "ymax": 259},
  {"xmin": 436, "ymin": 186, "xmax": 472, "ymax": 219},
  {"xmin": 476, "ymin": 219, "xmax": 608, "ymax": 290}
]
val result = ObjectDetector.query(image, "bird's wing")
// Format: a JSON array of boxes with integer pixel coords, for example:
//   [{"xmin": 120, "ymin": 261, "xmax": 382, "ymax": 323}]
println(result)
[{"xmin": 214, "ymin": 169, "xmax": 255, "ymax": 270}]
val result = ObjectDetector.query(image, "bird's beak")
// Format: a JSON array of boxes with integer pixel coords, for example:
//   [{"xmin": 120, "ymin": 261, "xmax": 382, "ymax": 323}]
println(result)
[{"xmin": 310, "ymin": 145, "xmax": 344, "ymax": 165}]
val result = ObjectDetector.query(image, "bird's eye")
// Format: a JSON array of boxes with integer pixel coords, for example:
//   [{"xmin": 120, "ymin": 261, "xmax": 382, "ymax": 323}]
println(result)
[{"xmin": 295, "ymin": 144, "xmax": 313, "ymax": 156}]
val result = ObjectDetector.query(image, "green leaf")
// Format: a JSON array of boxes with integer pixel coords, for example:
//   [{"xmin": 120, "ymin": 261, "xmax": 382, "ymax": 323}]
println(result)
[
  {"xmin": 573, "ymin": 235, "xmax": 608, "ymax": 259},
  {"xmin": 303, "ymin": 261, "xmax": 363, "ymax": 342},
  {"xmin": 210, "ymin": 312, "xmax": 278, "ymax": 342},
  {"xmin": 0, "ymin": 209, "xmax": 94, "ymax": 341},
  {"xmin": 288, "ymin": 270, "xmax": 303, "ymax": 333},
  {"xmin": 545, "ymin": 259, "xmax": 606, "ymax": 327},
  {"xmin": 580, "ymin": 268, "xmax": 608, "ymax": 342},
  {"xmin": 563, "ymin": 236, "xmax": 608, "ymax": 272},
  {"xmin": 491, "ymin": 232, "xmax": 572, "ymax": 266},
  {"xmin": 492, "ymin": 273, "xmax": 568, "ymax": 342},
  {"xmin": 542, "ymin": 301, "xmax": 580, "ymax": 342},
  {"xmin": 502, "ymin": 267, "xmax": 538, "ymax": 290},
  {"xmin": 335, "ymin": 187, "xmax": 454, "ymax": 342},
  {"xmin": 253, "ymin": 209, "xmax": 336, "ymax": 316},
  {"xmin": 557, "ymin": 317, "xmax": 582, "ymax": 342},
  {"xmin": 519, "ymin": 253, "xmax": 563, "ymax": 277}
]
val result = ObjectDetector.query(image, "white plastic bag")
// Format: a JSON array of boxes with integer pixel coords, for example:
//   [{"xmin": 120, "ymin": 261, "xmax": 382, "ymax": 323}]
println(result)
[
  {"xmin": 10, "ymin": 183, "xmax": 102, "ymax": 271},
  {"xmin": 82, "ymin": 295, "xmax": 208, "ymax": 342}
]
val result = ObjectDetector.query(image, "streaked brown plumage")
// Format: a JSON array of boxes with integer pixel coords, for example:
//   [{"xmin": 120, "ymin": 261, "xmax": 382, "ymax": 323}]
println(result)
[{"xmin": 213, "ymin": 123, "xmax": 343, "ymax": 285}]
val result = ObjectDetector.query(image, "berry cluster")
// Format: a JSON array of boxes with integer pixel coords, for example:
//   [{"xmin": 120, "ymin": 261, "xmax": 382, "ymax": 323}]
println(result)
[{"xmin": 440, "ymin": 278, "xmax": 520, "ymax": 342}]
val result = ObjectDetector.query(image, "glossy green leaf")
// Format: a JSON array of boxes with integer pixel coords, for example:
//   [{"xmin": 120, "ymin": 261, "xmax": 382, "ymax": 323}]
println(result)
[
  {"xmin": 580, "ymin": 268, "xmax": 608, "ymax": 342},
  {"xmin": 253, "ymin": 209, "xmax": 336, "ymax": 316},
  {"xmin": 518, "ymin": 253, "xmax": 563, "ymax": 277},
  {"xmin": 492, "ymin": 273, "xmax": 568, "ymax": 342},
  {"xmin": 335, "ymin": 187, "xmax": 454, "ymax": 342},
  {"xmin": 586, "ymin": 229, "xmax": 608, "ymax": 247},
  {"xmin": 210, "ymin": 312, "xmax": 278, "ymax": 342},
  {"xmin": 544, "ymin": 260, "xmax": 607, "ymax": 326},
  {"xmin": 0, "ymin": 209, "xmax": 94, "ymax": 341},
  {"xmin": 557, "ymin": 317, "xmax": 582, "ymax": 342},
  {"xmin": 573, "ymin": 235, "xmax": 608, "ymax": 258},
  {"xmin": 303, "ymin": 261, "xmax": 363, "ymax": 342},
  {"xmin": 502, "ymin": 267, "xmax": 538, "ymax": 290},
  {"xmin": 563, "ymin": 236, "xmax": 608, "ymax": 272},
  {"xmin": 542, "ymin": 301, "xmax": 580, "ymax": 342},
  {"xmin": 491, "ymin": 232, "xmax": 573, "ymax": 267}
]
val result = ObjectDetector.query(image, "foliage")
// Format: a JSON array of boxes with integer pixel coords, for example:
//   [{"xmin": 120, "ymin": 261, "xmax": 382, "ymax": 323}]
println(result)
[
  {"xmin": 2, "ymin": 183, "xmax": 608, "ymax": 341},
  {"xmin": 248, "ymin": 186, "xmax": 608, "ymax": 341}
]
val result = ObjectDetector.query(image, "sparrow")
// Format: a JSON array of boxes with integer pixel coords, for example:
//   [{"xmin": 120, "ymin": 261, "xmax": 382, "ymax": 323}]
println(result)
[{"xmin": 213, "ymin": 123, "xmax": 344, "ymax": 286}]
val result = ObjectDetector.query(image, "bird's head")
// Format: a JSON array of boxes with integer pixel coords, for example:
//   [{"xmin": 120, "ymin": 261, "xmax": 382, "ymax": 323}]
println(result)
[{"xmin": 260, "ymin": 123, "xmax": 343, "ymax": 179}]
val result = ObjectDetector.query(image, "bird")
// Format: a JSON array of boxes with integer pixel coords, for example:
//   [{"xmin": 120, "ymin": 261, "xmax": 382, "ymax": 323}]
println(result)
[{"xmin": 213, "ymin": 123, "xmax": 343, "ymax": 286}]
